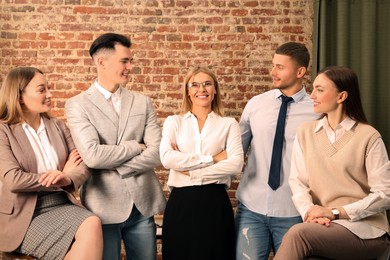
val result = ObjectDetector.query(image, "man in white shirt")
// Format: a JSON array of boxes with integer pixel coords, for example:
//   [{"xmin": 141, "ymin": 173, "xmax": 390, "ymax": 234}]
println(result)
[{"xmin": 235, "ymin": 42, "xmax": 318, "ymax": 260}]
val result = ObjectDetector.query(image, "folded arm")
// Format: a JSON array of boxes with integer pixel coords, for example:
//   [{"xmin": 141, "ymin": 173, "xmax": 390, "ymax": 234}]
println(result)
[
  {"xmin": 65, "ymin": 98, "xmax": 143, "ymax": 171},
  {"xmin": 115, "ymin": 98, "xmax": 162, "ymax": 178},
  {"xmin": 188, "ymin": 121, "xmax": 244, "ymax": 184},
  {"xmin": 160, "ymin": 117, "xmax": 244, "ymax": 184},
  {"xmin": 0, "ymin": 122, "xmax": 90, "ymax": 193}
]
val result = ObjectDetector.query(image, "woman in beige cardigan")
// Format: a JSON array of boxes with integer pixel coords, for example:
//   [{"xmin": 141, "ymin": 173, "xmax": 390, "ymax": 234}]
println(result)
[
  {"xmin": 0, "ymin": 67, "xmax": 102, "ymax": 260},
  {"xmin": 275, "ymin": 66, "xmax": 390, "ymax": 259}
]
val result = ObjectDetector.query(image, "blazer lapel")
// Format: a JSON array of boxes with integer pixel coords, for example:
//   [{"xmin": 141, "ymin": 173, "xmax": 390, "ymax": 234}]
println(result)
[
  {"xmin": 117, "ymin": 88, "xmax": 133, "ymax": 143},
  {"xmin": 43, "ymin": 117, "xmax": 67, "ymax": 170},
  {"xmin": 12, "ymin": 124, "xmax": 38, "ymax": 173},
  {"xmin": 86, "ymin": 85, "xmax": 119, "ymax": 128}
]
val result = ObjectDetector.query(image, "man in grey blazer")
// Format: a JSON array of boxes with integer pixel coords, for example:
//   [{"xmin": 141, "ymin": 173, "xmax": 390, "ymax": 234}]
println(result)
[{"xmin": 65, "ymin": 33, "xmax": 166, "ymax": 260}]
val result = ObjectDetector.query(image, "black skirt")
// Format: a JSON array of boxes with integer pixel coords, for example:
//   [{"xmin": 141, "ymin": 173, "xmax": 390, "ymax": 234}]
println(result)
[{"xmin": 162, "ymin": 184, "xmax": 235, "ymax": 260}]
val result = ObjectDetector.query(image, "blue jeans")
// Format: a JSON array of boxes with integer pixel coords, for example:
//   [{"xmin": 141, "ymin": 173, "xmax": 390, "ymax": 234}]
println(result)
[
  {"xmin": 102, "ymin": 206, "xmax": 156, "ymax": 260},
  {"xmin": 235, "ymin": 202, "xmax": 302, "ymax": 260}
]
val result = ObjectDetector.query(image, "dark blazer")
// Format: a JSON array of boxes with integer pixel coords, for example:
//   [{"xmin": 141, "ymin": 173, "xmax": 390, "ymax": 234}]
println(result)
[{"xmin": 0, "ymin": 117, "xmax": 91, "ymax": 252}]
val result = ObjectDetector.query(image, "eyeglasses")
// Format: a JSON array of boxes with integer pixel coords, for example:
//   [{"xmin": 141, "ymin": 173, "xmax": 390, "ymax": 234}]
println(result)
[{"xmin": 188, "ymin": 81, "xmax": 214, "ymax": 92}]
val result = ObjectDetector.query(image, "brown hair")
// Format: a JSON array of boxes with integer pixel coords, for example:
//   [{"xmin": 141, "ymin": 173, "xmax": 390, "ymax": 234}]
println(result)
[
  {"xmin": 275, "ymin": 42, "xmax": 310, "ymax": 69},
  {"xmin": 181, "ymin": 66, "xmax": 224, "ymax": 116},
  {"xmin": 318, "ymin": 66, "xmax": 368, "ymax": 123},
  {"xmin": 0, "ymin": 67, "xmax": 50, "ymax": 124}
]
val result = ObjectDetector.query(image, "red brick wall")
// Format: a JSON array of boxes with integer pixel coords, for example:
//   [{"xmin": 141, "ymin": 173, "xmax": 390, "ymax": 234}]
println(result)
[{"xmin": 0, "ymin": 0, "xmax": 314, "ymax": 206}]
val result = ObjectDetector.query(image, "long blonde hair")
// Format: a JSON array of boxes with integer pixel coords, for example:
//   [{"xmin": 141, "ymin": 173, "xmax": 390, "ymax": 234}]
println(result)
[
  {"xmin": 0, "ymin": 67, "xmax": 50, "ymax": 124},
  {"xmin": 181, "ymin": 66, "xmax": 224, "ymax": 116}
]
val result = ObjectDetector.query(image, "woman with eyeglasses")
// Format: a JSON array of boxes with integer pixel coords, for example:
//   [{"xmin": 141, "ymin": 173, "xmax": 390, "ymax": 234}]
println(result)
[
  {"xmin": 160, "ymin": 66, "xmax": 244, "ymax": 260},
  {"xmin": 0, "ymin": 67, "xmax": 103, "ymax": 260}
]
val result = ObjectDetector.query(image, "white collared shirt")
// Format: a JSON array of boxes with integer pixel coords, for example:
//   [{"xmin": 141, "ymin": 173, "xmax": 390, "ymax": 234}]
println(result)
[
  {"xmin": 160, "ymin": 111, "xmax": 244, "ymax": 189},
  {"xmin": 93, "ymin": 81, "xmax": 121, "ymax": 115},
  {"xmin": 236, "ymin": 87, "xmax": 318, "ymax": 217},
  {"xmin": 315, "ymin": 116, "xmax": 356, "ymax": 143},
  {"xmin": 22, "ymin": 117, "xmax": 59, "ymax": 173}
]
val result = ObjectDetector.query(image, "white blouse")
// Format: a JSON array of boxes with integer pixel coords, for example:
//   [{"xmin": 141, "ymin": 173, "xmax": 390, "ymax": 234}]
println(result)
[
  {"xmin": 22, "ymin": 117, "xmax": 59, "ymax": 173},
  {"xmin": 160, "ymin": 111, "xmax": 244, "ymax": 189}
]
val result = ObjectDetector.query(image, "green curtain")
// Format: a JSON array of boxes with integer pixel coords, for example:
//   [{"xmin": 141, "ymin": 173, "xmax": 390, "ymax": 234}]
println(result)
[{"xmin": 313, "ymin": 0, "xmax": 390, "ymax": 154}]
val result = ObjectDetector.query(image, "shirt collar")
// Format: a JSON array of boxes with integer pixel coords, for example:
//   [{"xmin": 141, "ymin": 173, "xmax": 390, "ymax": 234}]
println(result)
[
  {"xmin": 183, "ymin": 111, "xmax": 217, "ymax": 119},
  {"xmin": 273, "ymin": 86, "xmax": 308, "ymax": 103},
  {"xmin": 22, "ymin": 116, "xmax": 45, "ymax": 134},
  {"xmin": 93, "ymin": 81, "xmax": 121, "ymax": 100},
  {"xmin": 314, "ymin": 116, "xmax": 357, "ymax": 133}
]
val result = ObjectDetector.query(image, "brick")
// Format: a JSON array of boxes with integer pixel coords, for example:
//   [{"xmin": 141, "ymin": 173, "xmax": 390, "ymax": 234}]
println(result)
[
  {"xmin": 1, "ymin": 32, "xmax": 17, "ymax": 39},
  {"xmin": 8, "ymin": 5, "xmax": 35, "ymax": 12},
  {"xmin": 65, "ymin": 0, "xmax": 81, "ymax": 4},
  {"xmin": 18, "ymin": 33, "xmax": 36, "ymax": 40},
  {"xmin": 67, "ymin": 41, "xmax": 87, "ymax": 49},
  {"xmin": 205, "ymin": 17, "xmax": 223, "ymax": 24},
  {"xmin": 176, "ymin": 1, "xmax": 194, "ymax": 8},
  {"xmin": 242, "ymin": 17, "xmax": 258, "ymax": 24},
  {"xmin": 31, "ymin": 41, "xmax": 49, "ymax": 49},
  {"xmin": 73, "ymin": 6, "xmax": 107, "ymax": 14},
  {"xmin": 166, "ymin": 42, "xmax": 192, "ymax": 50},
  {"xmin": 197, "ymin": 25, "xmax": 212, "ymax": 33},
  {"xmin": 157, "ymin": 25, "xmax": 177, "ymax": 33},
  {"xmin": 251, "ymin": 8, "xmax": 282, "ymax": 16},
  {"xmin": 211, "ymin": 0, "xmax": 226, "ymax": 7},
  {"xmin": 182, "ymin": 34, "xmax": 200, "ymax": 41},
  {"xmin": 232, "ymin": 9, "xmax": 249, "ymax": 16},
  {"xmin": 153, "ymin": 75, "xmax": 174, "ymax": 83},
  {"xmin": 38, "ymin": 33, "xmax": 56, "ymax": 41},
  {"xmin": 243, "ymin": 1, "xmax": 259, "ymax": 7},
  {"xmin": 76, "ymin": 33, "xmax": 94, "ymax": 41},
  {"xmin": 259, "ymin": 0, "xmax": 275, "ymax": 7},
  {"xmin": 166, "ymin": 34, "xmax": 182, "ymax": 41},
  {"xmin": 162, "ymin": 68, "xmax": 180, "ymax": 75},
  {"xmin": 247, "ymin": 26, "xmax": 263, "ymax": 33},
  {"xmin": 50, "ymin": 41, "xmax": 66, "ymax": 48},
  {"xmin": 282, "ymin": 26, "xmax": 304, "ymax": 34}
]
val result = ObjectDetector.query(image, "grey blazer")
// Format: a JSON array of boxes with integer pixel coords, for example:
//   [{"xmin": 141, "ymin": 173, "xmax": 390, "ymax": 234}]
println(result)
[
  {"xmin": 0, "ymin": 117, "xmax": 90, "ymax": 252},
  {"xmin": 65, "ymin": 85, "xmax": 166, "ymax": 224}
]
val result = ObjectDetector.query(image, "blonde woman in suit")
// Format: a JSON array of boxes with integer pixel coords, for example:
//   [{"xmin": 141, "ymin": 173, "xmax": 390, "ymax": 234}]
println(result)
[{"xmin": 0, "ymin": 67, "xmax": 102, "ymax": 260}]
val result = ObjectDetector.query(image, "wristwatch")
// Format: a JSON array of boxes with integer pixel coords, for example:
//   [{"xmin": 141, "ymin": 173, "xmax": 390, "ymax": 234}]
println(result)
[{"xmin": 331, "ymin": 208, "xmax": 340, "ymax": 220}]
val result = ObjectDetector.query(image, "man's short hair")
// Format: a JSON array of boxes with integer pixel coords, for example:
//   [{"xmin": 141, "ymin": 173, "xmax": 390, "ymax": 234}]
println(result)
[
  {"xmin": 275, "ymin": 42, "xmax": 310, "ymax": 69},
  {"xmin": 89, "ymin": 33, "xmax": 131, "ymax": 57}
]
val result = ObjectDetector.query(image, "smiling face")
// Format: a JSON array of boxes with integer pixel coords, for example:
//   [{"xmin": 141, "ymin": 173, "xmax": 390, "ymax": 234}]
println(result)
[
  {"xmin": 21, "ymin": 72, "xmax": 52, "ymax": 116},
  {"xmin": 96, "ymin": 43, "xmax": 133, "ymax": 91},
  {"xmin": 310, "ymin": 73, "xmax": 345, "ymax": 115},
  {"xmin": 187, "ymin": 72, "xmax": 216, "ymax": 111},
  {"xmin": 271, "ymin": 53, "xmax": 305, "ymax": 95}
]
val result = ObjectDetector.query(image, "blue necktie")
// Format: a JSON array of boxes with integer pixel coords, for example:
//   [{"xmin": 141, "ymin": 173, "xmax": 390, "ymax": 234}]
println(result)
[{"xmin": 268, "ymin": 95, "xmax": 294, "ymax": 190}]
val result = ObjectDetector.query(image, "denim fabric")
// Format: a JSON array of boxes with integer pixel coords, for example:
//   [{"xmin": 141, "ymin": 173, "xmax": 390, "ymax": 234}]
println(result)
[
  {"xmin": 102, "ymin": 206, "xmax": 156, "ymax": 260},
  {"xmin": 235, "ymin": 202, "xmax": 302, "ymax": 260}
]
